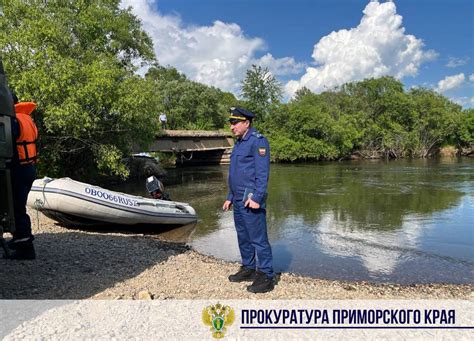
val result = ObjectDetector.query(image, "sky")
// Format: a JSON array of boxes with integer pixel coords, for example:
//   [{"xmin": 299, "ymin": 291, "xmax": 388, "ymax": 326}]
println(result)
[{"xmin": 120, "ymin": 0, "xmax": 473, "ymax": 107}]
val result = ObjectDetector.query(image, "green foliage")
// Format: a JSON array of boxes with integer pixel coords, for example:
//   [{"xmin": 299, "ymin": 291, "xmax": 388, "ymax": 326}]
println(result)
[
  {"xmin": 292, "ymin": 87, "xmax": 313, "ymax": 102},
  {"xmin": 150, "ymin": 152, "xmax": 176, "ymax": 168},
  {"xmin": 267, "ymin": 94, "xmax": 353, "ymax": 161},
  {"xmin": 455, "ymin": 109, "xmax": 474, "ymax": 148},
  {"xmin": 145, "ymin": 71, "xmax": 235, "ymax": 130},
  {"xmin": 264, "ymin": 76, "xmax": 467, "ymax": 162},
  {"xmin": 241, "ymin": 64, "xmax": 282, "ymax": 122},
  {"xmin": 406, "ymin": 88, "xmax": 461, "ymax": 157},
  {"xmin": 1, "ymin": 1, "xmax": 467, "ymax": 175},
  {"xmin": 145, "ymin": 64, "xmax": 187, "ymax": 82},
  {"xmin": 1, "ymin": 2, "xmax": 235, "ymax": 178},
  {"xmin": 1, "ymin": 0, "xmax": 156, "ymax": 179}
]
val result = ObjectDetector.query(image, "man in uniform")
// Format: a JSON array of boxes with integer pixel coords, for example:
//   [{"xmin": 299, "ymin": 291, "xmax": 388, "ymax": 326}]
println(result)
[{"xmin": 222, "ymin": 107, "xmax": 275, "ymax": 293}]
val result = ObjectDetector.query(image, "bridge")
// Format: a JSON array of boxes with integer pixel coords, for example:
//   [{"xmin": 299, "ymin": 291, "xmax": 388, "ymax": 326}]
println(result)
[{"xmin": 143, "ymin": 130, "xmax": 234, "ymax": 165}]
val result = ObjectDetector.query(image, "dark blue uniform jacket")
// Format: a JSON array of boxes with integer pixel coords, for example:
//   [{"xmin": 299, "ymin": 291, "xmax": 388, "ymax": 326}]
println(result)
[{"xmin": 227, "ymin": 127, "xmax": 270, "ymax": 205}]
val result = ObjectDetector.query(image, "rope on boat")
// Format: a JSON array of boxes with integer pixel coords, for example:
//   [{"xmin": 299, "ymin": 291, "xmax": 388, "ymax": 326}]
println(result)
[
  {"xmin": 35, "ymin": 201, "xmax": 41, "ymax": 229},
  {"xmin": 32, "ymin": 178, "xmax": 50, "ymax": 229}
]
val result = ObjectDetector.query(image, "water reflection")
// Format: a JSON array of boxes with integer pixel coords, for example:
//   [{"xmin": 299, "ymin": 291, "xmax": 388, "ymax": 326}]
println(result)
[
  {"xmin": 114, "ymin": 158, "xmax": 474, "ymax": 284},
  {"xmin": 191, "ymin": 211, "xmax": 240, "ymax": 262},
  {"xmin": 315, "ymin": 211, "xmax": 425, "ymax": 275},
  {"xmin": 153, "ymin": 223, "xmax": 197, "ymax": 243}
]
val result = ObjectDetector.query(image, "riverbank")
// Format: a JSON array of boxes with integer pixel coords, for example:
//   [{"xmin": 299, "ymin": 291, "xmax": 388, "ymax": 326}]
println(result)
[{"xmin": 0, "ymin": 211, "xmax": 472, "ymax": 300}]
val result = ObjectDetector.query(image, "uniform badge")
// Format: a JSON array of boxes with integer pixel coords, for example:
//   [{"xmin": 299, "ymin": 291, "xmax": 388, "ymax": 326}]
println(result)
[{"xmin": 258, "ymin": 147, "xmax": 266, "ymax": 156}]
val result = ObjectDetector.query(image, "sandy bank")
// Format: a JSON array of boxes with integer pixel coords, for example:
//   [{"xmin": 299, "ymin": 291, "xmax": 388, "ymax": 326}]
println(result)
[{"xmin": 0, "ymin": 212, "xmax": 472, "ymax": 300}]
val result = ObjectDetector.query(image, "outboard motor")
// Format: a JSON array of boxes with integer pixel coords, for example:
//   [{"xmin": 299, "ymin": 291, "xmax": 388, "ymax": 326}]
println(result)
[
  {"xmin": 146, "ymin": 175, "xmax": 164, "ymax": 194},
  {"xmin": 146, "ymin": 175, "xmax": 170, "ymax": 200}
]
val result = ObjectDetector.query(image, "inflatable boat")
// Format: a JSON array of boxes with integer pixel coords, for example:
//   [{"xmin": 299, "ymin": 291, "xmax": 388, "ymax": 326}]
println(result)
[{"xmin": 27, "ymin": 177, "xmax": 197, "ymax": 227}]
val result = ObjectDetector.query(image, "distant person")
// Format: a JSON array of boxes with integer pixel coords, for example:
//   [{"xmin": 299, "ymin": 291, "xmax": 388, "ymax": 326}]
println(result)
[
  {"xmin": 146, "ymin": 176, "xmax": 171, "ymax": 201},
  {"xmin": 159, "ymin": 112, "xmax": 167, "ymax": 129},
  {"xmin": 222, "ymin": 107, "xmax": 275, "ymax": 293},
  {"xmin": 6, "ymin": 92, "xmax": 39, "ymax": 260}
]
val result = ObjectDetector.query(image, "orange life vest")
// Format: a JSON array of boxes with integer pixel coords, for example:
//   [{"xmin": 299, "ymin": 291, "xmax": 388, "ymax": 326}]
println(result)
[{"xmin": 15, "ymin": 102, "xmax": 39, "ymax": 165}]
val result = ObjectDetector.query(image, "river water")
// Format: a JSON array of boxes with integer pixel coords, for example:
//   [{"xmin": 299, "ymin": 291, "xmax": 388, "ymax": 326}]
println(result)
[{"xmin": 116, "ymin": 158, "xmax": 474, "ymax": 284}]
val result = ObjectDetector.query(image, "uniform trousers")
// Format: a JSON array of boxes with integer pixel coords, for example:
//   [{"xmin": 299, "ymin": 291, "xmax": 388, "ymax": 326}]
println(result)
[{"xmin": 233, "ymin": 199, "xmax": 274, "ymax": 277}]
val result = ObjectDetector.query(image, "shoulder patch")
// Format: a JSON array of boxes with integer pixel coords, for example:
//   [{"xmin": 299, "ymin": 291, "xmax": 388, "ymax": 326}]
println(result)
[{"xmin": 258, "ymin": 147, "xmax": 267, "ymax": 156}]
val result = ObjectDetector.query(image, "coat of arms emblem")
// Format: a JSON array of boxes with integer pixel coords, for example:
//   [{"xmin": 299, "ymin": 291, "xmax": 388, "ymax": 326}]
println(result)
[{"xmin": 202, "ymin": 303, "xmax": 235, "ymax": 338}]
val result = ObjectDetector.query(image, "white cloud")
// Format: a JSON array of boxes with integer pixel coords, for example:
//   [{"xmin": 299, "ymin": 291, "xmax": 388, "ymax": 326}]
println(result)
[
  {"xmin": 452, "ymin": 96, "xmax": 474, "ymax": 106},
  {"xmin": 120, "ymin": 0, "xmax": 304, "ymax": 94},
  {"xmin": 446, "ymin": 56, "xmax": 470, "ymax": 68},
  {"xmin": 258, "ymin": 53, "xmax": 305, "ymax": 77},
  {"xmin": 285, "ymin": 1, "xmax": 437, "ymax": 98},
  {"xmin": 469, "ymin": 74, "xmax": 474, "ymax": 82},
  {"xmin": 435, "ymin": 73, "xmax": 465, "ymax": 93}
]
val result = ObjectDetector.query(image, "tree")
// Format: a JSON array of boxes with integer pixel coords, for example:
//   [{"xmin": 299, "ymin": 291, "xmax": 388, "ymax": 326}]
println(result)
[
  {"xmin": 145, "ymin": 64, "xmax": 187, "ymax": 83},
  {"xmin": 291, "ymin": 86, "xmax": 313, "ymax": 102},
  {"xmin": 408, "ymin": 88, "xmax": 462, "ymax": 157},
  {"xmin": 455, "ymin": 109, "xmax": 473, "ymax": 152},
  {"xmin": 146, "ymin": 75, "xmax": 233, "ymax": 130},
  {"xmin": 340, "ymin": 77, "xmax": 414, "ymax": 158},
  {"xmin": 240, "ymin": 64, "xmax": 282, "ymax": 121},
  {"xmin": 341, "ymin": 76, "xmax": 405, "ymax": 120},
  {"xmin": 262, "ymin": 76, "xmax": 465, "ymax": 161},
  {"xmin": 0, "ymin": 0, "xmax": 156, "ymax": 179}
]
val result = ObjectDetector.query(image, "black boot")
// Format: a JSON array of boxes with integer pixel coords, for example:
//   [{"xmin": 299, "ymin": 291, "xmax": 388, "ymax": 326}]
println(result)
[
  {"xmin": 6, "ymin": 238, "xmax": 18, "ymax": 250},
  {"xmin": 228, "ymin": 266, "xmax": 256, "ymax": 282},
  {"xmin": 7, "ymin": 236, "xmax": 35, "ymax": 250},
  {"xmin": 4, "ymin": 240, "xmax": 36, "ymax": 260},
  {"xmin": 247, "ymin": 271, "xmax": 275, "ymax": 293}
]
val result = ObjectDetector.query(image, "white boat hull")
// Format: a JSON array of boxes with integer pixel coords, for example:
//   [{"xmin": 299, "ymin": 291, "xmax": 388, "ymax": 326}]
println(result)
[{"xmin": 27, "ymin": 177, "xmax": 198, "ymax": 227}]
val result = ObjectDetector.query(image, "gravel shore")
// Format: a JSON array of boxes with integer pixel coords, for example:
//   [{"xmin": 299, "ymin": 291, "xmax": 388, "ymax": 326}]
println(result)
[{"xmin": 1, "ymin": 211, "xmax": 472, "ymax": 300}]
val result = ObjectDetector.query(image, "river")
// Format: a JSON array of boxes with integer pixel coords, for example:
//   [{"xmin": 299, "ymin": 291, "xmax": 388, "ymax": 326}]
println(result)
[{"xmin": 114, "ymin": 158, "xmax": 474, "ymax": 284}]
